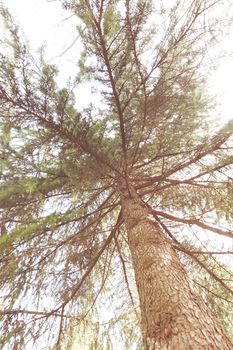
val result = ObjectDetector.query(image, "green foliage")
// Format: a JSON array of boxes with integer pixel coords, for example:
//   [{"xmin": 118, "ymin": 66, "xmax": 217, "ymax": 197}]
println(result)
[
  {"xmin": 189, "ymin": 256, "xmax": 233, "ymax": 340},
  {"xmin": 103, "ymin": 5, "xmax": 120, "ymax": 37},
  {"xmin": 0, "ymin": 0, "xmax": 233, "ymax": 349}
]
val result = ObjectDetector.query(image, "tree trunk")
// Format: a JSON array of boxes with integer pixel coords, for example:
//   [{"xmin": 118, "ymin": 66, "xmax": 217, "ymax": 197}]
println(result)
[{"xmin": 121, "ymin": 195, "xmax": 233, "ymax": 350}]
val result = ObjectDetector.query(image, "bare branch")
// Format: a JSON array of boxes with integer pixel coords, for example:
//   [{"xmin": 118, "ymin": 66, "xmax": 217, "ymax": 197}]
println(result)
[{"xmin": 149, "ymin": 207, "xmax": 233, "ymax": 239}]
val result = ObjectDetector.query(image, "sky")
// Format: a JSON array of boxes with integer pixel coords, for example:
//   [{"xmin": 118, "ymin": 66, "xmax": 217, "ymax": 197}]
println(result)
[
  {"xmin": 1, "ymin": 0, "xmax": 233, "ymax": 344},
  {"xmin": 2, "ymin": 0, "xmax": 233, "ymax": 246},
  {"xmin": 3, "ymin": 0, "xmax": 93, "ymax": 107},
  {"xmin": 3, "ymin": 0, "xmax": 233, "ymax": 121}
]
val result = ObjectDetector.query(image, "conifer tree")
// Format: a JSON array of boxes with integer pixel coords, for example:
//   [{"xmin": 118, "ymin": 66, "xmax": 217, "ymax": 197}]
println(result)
[{"xmin": 0, "ymin": 1, "xmax": 233, "ymax": 349}]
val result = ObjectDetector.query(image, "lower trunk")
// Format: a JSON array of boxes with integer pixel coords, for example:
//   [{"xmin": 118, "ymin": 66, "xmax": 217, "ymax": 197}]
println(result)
[{"xmin": 122, "ymin": 196, "xmax": 232, "ymax": 350}]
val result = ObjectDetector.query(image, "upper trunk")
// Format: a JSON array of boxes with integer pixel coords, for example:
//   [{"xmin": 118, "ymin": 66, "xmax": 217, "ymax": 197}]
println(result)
[{"xmin": 121, "ymin": 194, "xmax": 232, "ymax": 350}]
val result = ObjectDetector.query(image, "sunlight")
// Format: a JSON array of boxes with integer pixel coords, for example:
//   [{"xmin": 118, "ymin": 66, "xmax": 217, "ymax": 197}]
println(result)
[
  {"xmin": 5, "ymin": 0, "xmax": 233, "ymax": 117},
  {"xmin": 210, "ymin": 57, "xmax": 233, "ymax": 123},
  {"xmin": 1, "ymin": 1, "xmax": 233, "ymax": 348}
]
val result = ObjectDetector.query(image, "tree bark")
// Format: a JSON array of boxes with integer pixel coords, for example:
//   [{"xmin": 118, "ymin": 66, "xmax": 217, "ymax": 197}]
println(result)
[{"xmin": 121, "ymin": 195, "xmax": 233, "ymax": 350}]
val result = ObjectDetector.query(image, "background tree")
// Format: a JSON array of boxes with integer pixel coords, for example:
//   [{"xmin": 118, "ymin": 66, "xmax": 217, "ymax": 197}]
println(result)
[{"xmin": 0, "ymin": 0, "xmax": 233, "ymax": 349}]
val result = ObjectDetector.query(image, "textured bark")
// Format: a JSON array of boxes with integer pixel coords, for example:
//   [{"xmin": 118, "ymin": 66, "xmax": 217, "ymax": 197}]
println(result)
[{"xmin": 122, "ymin": 196, "xmax": 233, "ymax": 350}]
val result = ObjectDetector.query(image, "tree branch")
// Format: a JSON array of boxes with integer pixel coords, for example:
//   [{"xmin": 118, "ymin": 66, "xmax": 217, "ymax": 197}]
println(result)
[
  {"xmin": 51, "ymin": 211, "xmax": 124, "ymax": 313},
  {"xmin": 149, "ymin": 207, "xmax": 233, "ymax": 239}
]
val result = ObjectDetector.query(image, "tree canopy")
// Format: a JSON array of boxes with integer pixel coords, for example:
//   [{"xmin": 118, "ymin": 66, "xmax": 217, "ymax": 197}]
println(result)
[{"xmin": 0, "ymin": 0, "xmax": 233, "ymax": 349}]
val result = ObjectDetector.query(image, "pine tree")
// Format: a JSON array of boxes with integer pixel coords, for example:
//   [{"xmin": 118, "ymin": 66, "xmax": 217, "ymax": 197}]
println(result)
[{"xmin": 0, "ymin": 1, "xmax": 233, "ymax": 349}]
